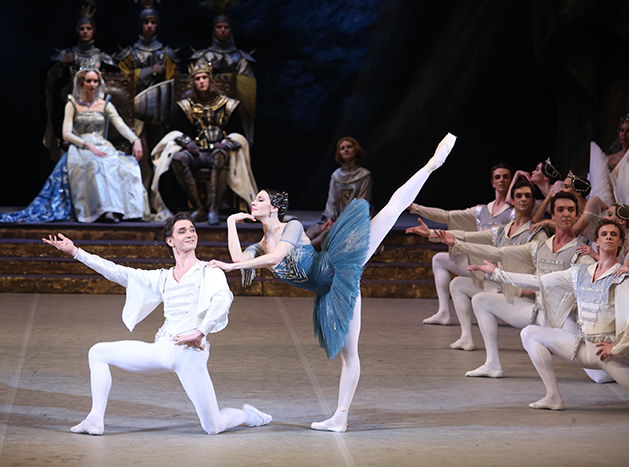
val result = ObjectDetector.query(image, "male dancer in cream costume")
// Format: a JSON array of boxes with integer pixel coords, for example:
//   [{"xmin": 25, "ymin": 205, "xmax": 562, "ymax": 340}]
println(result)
[
  {"xmin": 471, "ymin": 219, "xmax": 629, "ymax": 410},
  {"xmin": 43, "ymin": 213, "xmax": 271, "ymax": 435},
  {"xmin": 410, "ymin": 164, "xmax": 513, "ymax": 325},
  {"xmin": 407, "ymin": 180, "xmax": 548, "ymax": 351},
  {"xmin": 439, "ymin": 192, "xmax": 607, "ymax": 381}
]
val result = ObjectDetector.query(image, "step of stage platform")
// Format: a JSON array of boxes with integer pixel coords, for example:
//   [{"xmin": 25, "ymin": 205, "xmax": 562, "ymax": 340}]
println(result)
[{"xmin": 0, "ymin": 214, "xmax": 445, "ymax": 298}]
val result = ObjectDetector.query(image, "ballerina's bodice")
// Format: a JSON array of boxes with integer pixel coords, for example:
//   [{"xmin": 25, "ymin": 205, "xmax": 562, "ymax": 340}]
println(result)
[{"xmin": 272, "ymin": 243, "xmax": 334, "ymax": 295}]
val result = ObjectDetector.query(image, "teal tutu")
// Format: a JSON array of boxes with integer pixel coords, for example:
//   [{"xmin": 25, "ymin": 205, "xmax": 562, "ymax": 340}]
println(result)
[{"xmin": 313, "ymin": 198, "xmax": 370, "ymax": 358}]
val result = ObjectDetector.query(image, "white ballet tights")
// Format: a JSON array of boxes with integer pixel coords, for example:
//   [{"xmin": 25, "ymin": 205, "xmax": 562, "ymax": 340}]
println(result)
[
  {"xmin": 449, "ymin": 277, "xmax": 498, "ymax": 350},
  {"xmin": 521, "ymin": 325, "xmax": 629, "ymax": 406},
  {"xmin": 421, "ymin": 252, "xmax": 470, "ymax": 324},
  {"xmin": 471, "ymin": 292, "xmax": 533, "ymax": 371},
  {"xmin": 81, "ymin": 337, "xmax": 263, "ymax": 434},
  {"xmin": 470, "ymin": 294, "xmax": 613, "ymax": 383},
  {"xmin": 315, "ymin": 134, "xmax": 456, "ymax": 430}
]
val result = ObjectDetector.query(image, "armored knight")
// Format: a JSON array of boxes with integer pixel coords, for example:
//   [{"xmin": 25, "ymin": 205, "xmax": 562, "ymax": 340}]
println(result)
[
  {"xmin": 190, "ymin": 10, "xmax": 256, "ymax": 144},
  {"xmin": 150, "ymin": 58, "xmax": 257, "ymax": 224},
  {"xmin": 44, "ymin": 0, "xmax": 116, "ymax": 160},
  {"xmin": 114, "ymin": 0, "xmax": 179, "ymax": 191}
]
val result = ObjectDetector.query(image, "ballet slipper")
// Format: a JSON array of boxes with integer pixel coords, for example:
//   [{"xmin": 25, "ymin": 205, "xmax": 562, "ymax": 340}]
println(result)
[
  {"xmin": 465, "ymin": 365, "xmax": 503, "ymax": 378},
  {"xmin": 422, "ymin": 311, "xmax": 451, "ymax": 325},
  {"xmin": 528, "ymin": 398, "xmax": 564, "ymax": 411},
  {"xmin": 70, "ymin": 420, "xmax": 104, "ymax": 436},
  {"xmin": 311, "ymin": 406, "xmax": 348, "ymax": 433},
  {"xmin": 449, "ymin": 338, "xmax": 474, "ymax": 351},
  {"xmin": 243, "ymin": 404, "xmax": 272, "ymax": 426},
  {"xmin": 426, "ymin": 133, "xmax": 457, "ymax": 172}
]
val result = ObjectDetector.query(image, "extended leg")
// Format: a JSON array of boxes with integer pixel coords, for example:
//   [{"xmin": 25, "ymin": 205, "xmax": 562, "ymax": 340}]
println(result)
[
  {"xmin": 312, "ymin": 295, "xmax": 362, "ymax": 433},
  {"xmin": 365, "ymin": 133, "xmax": 456, "ymax": 261}
]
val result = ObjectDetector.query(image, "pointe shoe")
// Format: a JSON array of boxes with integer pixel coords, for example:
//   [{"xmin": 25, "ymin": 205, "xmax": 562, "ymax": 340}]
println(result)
[
  {"xmin": 465, "ymin": 365, "xmax": 503, "ymax": 378},
  {"xmin": 422, "ymin": 312, "xmax": 451, "ymax": 325},
  {"xmin": 449, "ymin": 338, "xmax": 474, "ymax": 351},
  {"xmin": 70, "ymin": 420, "xmax": 104, "ymax": 436},
  {"xmin": 426, "ymin": 133, "xmax": 457, "ymax": 172},
  {"xmin": 311, "ymin": 407, "xmax": 348, "ymax": 433},
  {"xmin": 528, "ymin": 398, "xmax": 564, "ymax": 411},
  {"xmin": 311, "ymin": 419, "xmax": 347, "ymax": 433},
  {"xmin": 243, "ymin": 404, "xmax": 272, "ymax": 426}
]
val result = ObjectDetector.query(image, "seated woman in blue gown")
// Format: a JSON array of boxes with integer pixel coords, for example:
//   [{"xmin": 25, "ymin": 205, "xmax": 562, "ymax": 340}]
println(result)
[
  {"xmin": 209, "ymin": 133, "xmax": 456, "ymax": 432},
  {"xmin": 1, "ymin": 64, "xmax": 146, "ymax": 224}
]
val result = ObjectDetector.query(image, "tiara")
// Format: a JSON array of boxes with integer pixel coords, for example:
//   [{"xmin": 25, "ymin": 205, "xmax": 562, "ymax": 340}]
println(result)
[
  {"xmin": 77, "ymin": 55, "xmax": 101, "ymax": 72},
  {"xmin": 542, "ymin": 158, "xmax": 561, "ymax": 180},
  {"xmin": 566, "ymin": 170, "xmax": 591, "ymax": 193},
  {"xmin": 188, "ymin": 58, "xmax": 212, "ymax": 76}
]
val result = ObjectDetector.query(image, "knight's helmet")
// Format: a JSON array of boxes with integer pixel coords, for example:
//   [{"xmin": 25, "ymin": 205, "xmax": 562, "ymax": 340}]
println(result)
[
  {"xmin": 136, "ymin": 0, "xmax": 160, "ymax": 28},
  {"xmin": 76, "ymin": 0, "xmax": 97, "ymax": 35}
]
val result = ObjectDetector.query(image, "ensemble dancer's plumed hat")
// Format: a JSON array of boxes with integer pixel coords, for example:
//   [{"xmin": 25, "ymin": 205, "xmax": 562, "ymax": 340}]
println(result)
[{"xmin": 188, "ymin": 58, "xmax": 213, "ymax": 77}]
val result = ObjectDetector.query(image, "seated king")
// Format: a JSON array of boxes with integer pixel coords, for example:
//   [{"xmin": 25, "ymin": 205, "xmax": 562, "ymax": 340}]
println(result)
[{"xmin": 150, "ymin": 58, "xmax": 257, "ymax": 224}]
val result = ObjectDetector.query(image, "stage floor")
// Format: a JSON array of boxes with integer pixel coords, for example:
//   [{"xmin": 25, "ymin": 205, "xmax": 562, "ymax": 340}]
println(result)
[{"xmin": 1, "ymin": 294, "xmax": 628, "ymax": 466}]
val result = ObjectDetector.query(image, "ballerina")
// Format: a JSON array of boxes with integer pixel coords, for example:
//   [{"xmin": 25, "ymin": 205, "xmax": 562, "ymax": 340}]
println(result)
[{"xmin": 208, "ymin": 133, "xmax": 456, "ymax": 432}]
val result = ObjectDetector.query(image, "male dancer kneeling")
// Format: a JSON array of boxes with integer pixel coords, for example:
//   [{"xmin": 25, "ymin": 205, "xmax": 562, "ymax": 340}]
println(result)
[
  {"xmin": 470, "ymin": 219, "xmax": 629, "ymax": 410},
  {"xmin": 44, "ymin": 213, "xmax": 271, "ymax": 435}
]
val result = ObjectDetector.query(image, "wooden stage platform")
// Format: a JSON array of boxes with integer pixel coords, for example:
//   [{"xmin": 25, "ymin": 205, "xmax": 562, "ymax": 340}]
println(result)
[{"xmin": 0, "ymin": 211, "xmax": 446, "ymax": 298}]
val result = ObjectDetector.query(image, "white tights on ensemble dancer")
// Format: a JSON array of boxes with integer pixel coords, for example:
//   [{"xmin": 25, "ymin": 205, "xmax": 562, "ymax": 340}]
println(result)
[
  {"xmin": 422, "ymin": 253, "xmax": 470, "ymax": 325},
  {"xmin": 311, "ymin": 133, "xmax": 457, "ymax": 432},
  {"xmin": 520, "ymin": 325, "xmax": 629, "ymax": 410},
  {"xmin": 72, "ymin": 337, "xmax": 271, "ymax": 435},
  {"xmin": 449, "ymin": 277, "xmax": 499, "ymax": 351}
]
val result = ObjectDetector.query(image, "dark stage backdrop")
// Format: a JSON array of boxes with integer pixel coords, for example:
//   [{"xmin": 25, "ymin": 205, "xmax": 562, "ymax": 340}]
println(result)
[{"xmin": 2, "ymin": 0, "xmax": 629, "ymax": 213}]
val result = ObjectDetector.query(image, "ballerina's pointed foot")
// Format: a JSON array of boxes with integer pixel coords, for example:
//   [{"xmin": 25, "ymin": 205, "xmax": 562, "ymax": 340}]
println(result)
[
  {"xmin": 243, "ymin": 404, "xmax": 273, "ymax": 426},
  {"xmin": 528, "ymin": 398, "xmax": 564, "ymax": 411},
  {"xmin": 422, "ymin": 311, "xmax": 451, "ymax": 325},
  {"xmin": 449, "ymin": 338, "xmax": 474, "ymax": 351},
  {"xmin": 465, "ymin": 365, "xmax": 503, "ymax": 378},
  {"xmin": 311, "ymin": 407, "xmax": 348, "ymax": 433},
  {"xmin": 426, "ymin": 133, "xmax": 457, "ymax": 172},
  {"xmin": 70, "ymin": 420, "xmax": 104, "ymax": 436}
]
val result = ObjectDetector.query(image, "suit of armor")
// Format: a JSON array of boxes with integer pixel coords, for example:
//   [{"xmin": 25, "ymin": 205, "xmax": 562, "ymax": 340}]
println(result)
[
  {"xmin": 115, "ymin": 37, "xmax": 179, "ymax": 190},
  {"xmin": 191, "ymin": 34, "xmax": 256, "ymax": 143}
]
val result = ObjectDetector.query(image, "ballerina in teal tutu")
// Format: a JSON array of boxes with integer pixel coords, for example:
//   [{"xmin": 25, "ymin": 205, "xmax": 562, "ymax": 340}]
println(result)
[{"xmin": 209, "ymin": 133, "xmax": 456, "ymax": 432}]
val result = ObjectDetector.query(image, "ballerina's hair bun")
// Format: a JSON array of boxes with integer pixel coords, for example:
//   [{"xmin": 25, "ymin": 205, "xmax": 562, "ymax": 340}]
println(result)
[{"xmin": 265, "ymin": 189, "xmax": 289, "ymax": 220}]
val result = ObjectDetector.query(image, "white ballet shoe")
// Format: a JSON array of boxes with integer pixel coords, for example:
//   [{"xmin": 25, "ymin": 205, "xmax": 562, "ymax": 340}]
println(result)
[
  {"xmin": 449, "ymin": 338, "xmax": 474, "ymax": 351},
  {"xmin": 70, "ymin": 420, "xmax": 104, "ymax": 436},
  {"xmin": 422, "ymin": 312, "xmax": 451, "ymax": 325},
  {"xmin": 465, "ymin": 365, "xmax": 503, "ymax": 378},
  {"xmin": 426, "ymin": 133, "xmax": 457, "ymax": 172},
  {"xmin": 311, "ymin": 406, "xmax": 348, "ymax": 433},
  {"xmin": 310, "ymin": 419, "xmax": 347, "ymax": 433},
  {"xmin": 528, "ymin": 398, "xmax": 564, "ymax": 411},
  {"xmin": 243, "ymin": 404, "xmax": 272, "ymax": 426}
]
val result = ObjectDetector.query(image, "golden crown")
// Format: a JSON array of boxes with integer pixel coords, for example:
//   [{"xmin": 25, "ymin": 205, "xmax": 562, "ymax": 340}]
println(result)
[
  {"xmin": 188, "ymin": 58, "xmax": 213, "ymax": 76},
  {"xmin": 79, "ymin": 0, "xmax": 97, "ymax": 19}
]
